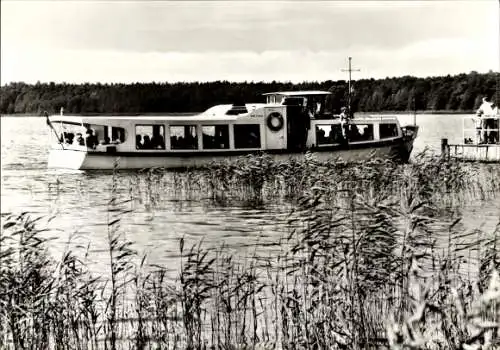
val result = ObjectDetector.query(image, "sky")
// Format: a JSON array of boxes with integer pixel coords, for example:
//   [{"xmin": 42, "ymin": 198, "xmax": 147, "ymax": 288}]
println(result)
[{"xmin": 1, "ymin": 0, "xmax": 499, "ymax": 84}]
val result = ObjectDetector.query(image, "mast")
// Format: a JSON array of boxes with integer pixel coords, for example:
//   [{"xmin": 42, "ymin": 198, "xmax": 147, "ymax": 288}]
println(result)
[
  {"xmin": 413, "ymin": 95, "xmax": 417, "ymax": 126},
  {"xmin": 341, "ymin": 57, "xmax": 360, "ymax": 117}
]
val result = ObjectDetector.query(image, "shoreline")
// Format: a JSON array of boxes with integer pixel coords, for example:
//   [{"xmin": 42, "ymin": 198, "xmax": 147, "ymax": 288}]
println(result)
[{"xmin": 355, "ymin": 110, "xmax": 474, "ymax": 115}]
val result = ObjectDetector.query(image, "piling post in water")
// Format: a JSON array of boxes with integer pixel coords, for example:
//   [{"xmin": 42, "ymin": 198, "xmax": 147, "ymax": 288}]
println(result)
[{"xmin": 441, "ymin": 138, "xmax": 449, "ymax": 160}]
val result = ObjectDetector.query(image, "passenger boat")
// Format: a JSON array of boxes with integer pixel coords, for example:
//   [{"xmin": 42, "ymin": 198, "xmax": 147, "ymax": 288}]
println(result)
[
  {"xmin": 442, "ymin": 97, "xmax": 500, "ymax": 162},
  {"xmin": 46, "ymin": 90, "xmax": 419, "ymax": 170}
]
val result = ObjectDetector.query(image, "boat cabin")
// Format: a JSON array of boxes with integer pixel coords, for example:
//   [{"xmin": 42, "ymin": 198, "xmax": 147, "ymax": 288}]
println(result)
[
  {"xmin": 47, "ymin": 90, "xmax": 410, "ymax": 170},
  {"xmin": 49, "ymin": 104, "xmax": 404, "ymax": 158}
]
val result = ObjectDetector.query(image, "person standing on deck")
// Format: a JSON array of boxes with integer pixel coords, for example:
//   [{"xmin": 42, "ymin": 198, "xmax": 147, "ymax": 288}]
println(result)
[
  {"xmin": 474, "ymin": 109, "xmax": 486, "ymax": 144},
  {"xmin": 340, "ymin": 107, "xmax": 350, "ymax": 141},
  {"xmin": 490, "ymin": 102, "xmax": 499, "ymax": 143}
]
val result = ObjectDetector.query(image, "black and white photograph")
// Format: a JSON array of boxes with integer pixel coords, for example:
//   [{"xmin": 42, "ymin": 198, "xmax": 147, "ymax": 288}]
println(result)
[{"xmin": 1, "ymin": 0, "xmax": 499, "ymax": 349}]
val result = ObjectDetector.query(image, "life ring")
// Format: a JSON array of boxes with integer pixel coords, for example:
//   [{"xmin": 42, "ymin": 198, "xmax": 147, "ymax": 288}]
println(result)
[{"xmin": 266, "ymin": 112, "xmax": 284, "ymax": 132}]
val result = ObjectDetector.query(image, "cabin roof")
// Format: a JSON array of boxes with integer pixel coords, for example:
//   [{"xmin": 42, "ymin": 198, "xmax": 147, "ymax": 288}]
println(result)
[
  {"xmin": 200, "ymin": 103, "xmax": 266, "ymax": 116},
  {"xmin": 49, "ymin": 103, "xmax": 273, "ymax": 124},
  {"xmin": 262, "ymin": 90, "xmax": 331, "ymax": 96},
  {"xmin": 49, "ymin": 114, "xmax": 245, "ymax": 124}
]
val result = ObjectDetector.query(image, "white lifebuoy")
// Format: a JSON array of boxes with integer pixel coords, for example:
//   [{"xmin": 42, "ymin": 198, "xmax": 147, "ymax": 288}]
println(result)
[{"xmin": 267, "ymin": 112, "xmax": 284, "ymax": 132}]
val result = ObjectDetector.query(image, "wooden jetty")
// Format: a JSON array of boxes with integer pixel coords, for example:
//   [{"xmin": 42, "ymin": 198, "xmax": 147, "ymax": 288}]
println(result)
[
  {"xmin": 441, "ymin": 113, "xmax": 500, "ymax": 162},
  {"xmin": 442, "ymin": 138, "xmax": 500, "ymax": 162}
]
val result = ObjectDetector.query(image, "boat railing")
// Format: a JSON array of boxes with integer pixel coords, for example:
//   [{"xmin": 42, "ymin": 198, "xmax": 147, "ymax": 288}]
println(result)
[{"xmin": 462, "ymin": 115, "xmax": 500, "ymax": 145}]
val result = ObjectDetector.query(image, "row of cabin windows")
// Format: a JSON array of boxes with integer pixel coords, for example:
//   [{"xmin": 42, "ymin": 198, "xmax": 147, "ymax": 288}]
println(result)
[
  {"xmin": 64, "ymin": 122, "xmax": 397, "ymax": 149},
  {"xmin": 135, "ymin": 124, "xmax": 261, "ymax": 150},
  {"xmin": 316, "ymin": 123, "xmax": 398, "ymax": 145},
  {"xmin": 60, "ymin": 125, "xmax": 125, "ymax": 147}
]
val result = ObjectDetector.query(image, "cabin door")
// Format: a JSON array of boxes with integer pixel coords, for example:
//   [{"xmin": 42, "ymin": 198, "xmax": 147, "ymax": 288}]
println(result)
[
  {"xmin": 264, "ymin": 107, "xmax": 287, "ymax": 150},
  {"xmin": 286, "ymin": 105, "xmax": 309, "ymax": 151}
]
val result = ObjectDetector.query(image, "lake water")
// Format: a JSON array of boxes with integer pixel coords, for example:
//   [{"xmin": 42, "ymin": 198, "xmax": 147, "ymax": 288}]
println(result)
[{"xmin": 1, "ymin": 115, "xmax": 499, "ymax": 278}]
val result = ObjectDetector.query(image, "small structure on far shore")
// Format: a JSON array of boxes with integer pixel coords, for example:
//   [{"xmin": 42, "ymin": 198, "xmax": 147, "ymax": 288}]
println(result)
[{"xmin": 442, "ymin": 97, "xmax": 500, "ymax": 162}]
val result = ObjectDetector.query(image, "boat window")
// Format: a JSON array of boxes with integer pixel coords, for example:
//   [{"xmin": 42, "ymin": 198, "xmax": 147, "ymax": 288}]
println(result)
[
  {"xmin": 57, "ymin": 123, "xmax": 83, "ymax": 146},
  {"xmin": 170, "ymin": 126, "xmax": 198, "ymax": 150},
  {"xmin": 379, "ymin": 123, "xmax": 399, "ymax": 139},
  {"xmin": 136, "ymin": 125, "xmax": 165, "ymax": 150},
  {"xmin": 202, "ymin": 125, "xmax": 229, "ymax": 149},
  {"xmin": 316, "ymin": 124, "xmax": 343, "ymax": 145},
  {"xmin": 349, "ymin": 124, "xmax": 374, "ymax": 142},
  {"xmin": 234, "ymin": 124, "xmax": 261, "ymax": 149},
  {"xmin": 111, "ymin": 127, "xmax": 126, "ymax": 144}
]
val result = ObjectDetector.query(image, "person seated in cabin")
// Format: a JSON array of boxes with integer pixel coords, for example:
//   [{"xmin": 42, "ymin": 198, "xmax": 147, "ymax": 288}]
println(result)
[
  {"xmin": 136, "ymin": 135, "xmax": 143, "ymax": 149},
  {"xmin": 75, "ymin": 133, "xmax": 85, "ymax": 146},
  {"xmin": 142, "ymin": 135, "xmax": 152, "ymax": 149},
  {"xmin": 178, "ymin": 136, "xmax": 186, "ymax": 149},
  {"xmin": 317, "ymin": 128, "xmax": 326, "ymax": 144},
  {"xmin": 85, "ymin": 129, "xmax": 98, "ymax": 149},
  {"xmin": 64, "ymin": 132, "xmax": 74, "ymax": 144},
  {"xmin": 171, "ymin": 135, "xmax": 178, "ymax": 149},
  {"xmin": 328, "ymin": 125, "xmax": 343, "ymax": 144},
  {"xmin": 151, "ymin": 132, "xmax": 165, "ymax": 149},
  {"xmin": 364, "ymin": 126, "xmax": 374, "ymax": 140},
  {"xmin": 100, "ymin": 136, "xmax": 111, "ymax": 145},
  {"xmin": 203, "ymin": 134, "xmax": 214, "ymax": 149},
  {"xmin": 184, "ymin": 133, "xmax": 196, "ymax": 149},
  {"xmin": 111, "ymin": 137, "xmax": 121, "ymax": 145},
  {"xmin": 348, "ymin": 125, "xmax": 362, "ymax": 141}
]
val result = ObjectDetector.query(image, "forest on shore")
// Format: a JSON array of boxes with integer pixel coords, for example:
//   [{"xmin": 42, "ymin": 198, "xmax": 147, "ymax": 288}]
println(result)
[{"xmin": 0, "ymin": 71, "xmax": 498, "ymax": 115}]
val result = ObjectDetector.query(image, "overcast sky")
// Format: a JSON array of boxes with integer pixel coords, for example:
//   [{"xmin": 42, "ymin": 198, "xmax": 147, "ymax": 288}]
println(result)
[{"xmin": 1, "ymin": 0, "xmax": 498, "ymax": 84}]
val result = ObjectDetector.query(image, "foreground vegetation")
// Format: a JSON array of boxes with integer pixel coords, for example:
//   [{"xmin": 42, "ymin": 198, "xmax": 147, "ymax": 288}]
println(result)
[
  {"xmin": 1, "ymin": 153, "xmax": 499, "ymax": 349},
  {"xmin": 1, "ymin": 71, "xmax": 498, "ymax": 115}
]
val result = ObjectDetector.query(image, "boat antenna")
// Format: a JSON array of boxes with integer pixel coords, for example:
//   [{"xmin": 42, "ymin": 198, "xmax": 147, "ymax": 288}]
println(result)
[{"xmin": 341, "ymin": 56, "xmax": 360, "ymax": 117}]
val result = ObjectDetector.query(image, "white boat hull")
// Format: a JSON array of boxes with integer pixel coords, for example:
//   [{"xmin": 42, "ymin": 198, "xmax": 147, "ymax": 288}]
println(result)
[{"xmin": 47, "ymin": 139, "xmax": 414, "ymax": 170}]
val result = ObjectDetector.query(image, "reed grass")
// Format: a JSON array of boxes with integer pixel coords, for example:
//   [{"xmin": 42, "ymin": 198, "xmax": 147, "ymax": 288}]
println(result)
[
  {"xmin": 127, "ymin": 151, "xmax": 499, "ymax": 209},
  {"xmin": 1, "ymin": 154, "xmax": 499, "ymax": 349}
]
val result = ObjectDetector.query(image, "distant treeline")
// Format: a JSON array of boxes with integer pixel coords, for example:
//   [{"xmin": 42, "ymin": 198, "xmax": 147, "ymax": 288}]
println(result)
[{"xmin": 1, "ymin": 71, "xmax": 498, "ymax": 115}]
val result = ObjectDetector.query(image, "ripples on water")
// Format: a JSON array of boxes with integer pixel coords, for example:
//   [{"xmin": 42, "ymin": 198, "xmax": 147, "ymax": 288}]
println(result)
[{"xmin": 1, "ymin": 116, "xmax": 499, "ymax": 279}]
